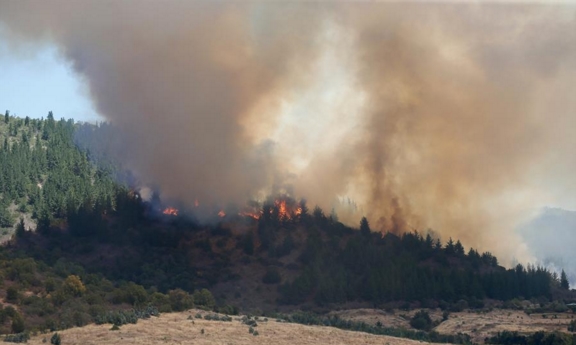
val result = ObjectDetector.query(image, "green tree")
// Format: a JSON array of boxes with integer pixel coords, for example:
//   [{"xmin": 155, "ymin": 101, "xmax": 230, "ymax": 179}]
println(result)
[
  {"xmin": 193, "ymin": 289, "xmax": 216, "ymax": 309},
  {"xmin": 4, "ymin": 110, "xmax": 9, "ymax": 124},
  {"xmin": 62, "ymin": 274, "xmax": 86, "ymax": 297},
  {"xmin": 11, "ymin": 313, "xmax": 25, "ymax": 333},
  {"xmin": 0, "ymin": 204, "xmax": 14, "ymax": 228},
  {"xmin": 560, "ymin": 270, "xmax": 570, "ymax": 290},
  {"xmin": 168, "ymin": 289, "xmax": 194, "ymax": 311}
]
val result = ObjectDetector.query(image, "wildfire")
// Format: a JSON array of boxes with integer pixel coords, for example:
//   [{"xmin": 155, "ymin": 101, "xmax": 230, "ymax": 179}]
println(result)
[
  {"xmin": 162, "ymin": 207, "xmax": 179, "ymax": 216},
  {"xmin": 218, "ymin": 210, "xmax": 226, "ymax": 218},
  {"xmin": 239, "ymin": 210, "xmax": 262, "ymax": 220},
  {"xmin": 236, "ymin": 197, "xmax": 302, "ymax": 221},
  {"xmin": 274, "ymin": 198, "xmax": 302, "ymax": 220},
  {"xmin": 275, "ymin": 199, "xmax": 288, "ymax": 219}
]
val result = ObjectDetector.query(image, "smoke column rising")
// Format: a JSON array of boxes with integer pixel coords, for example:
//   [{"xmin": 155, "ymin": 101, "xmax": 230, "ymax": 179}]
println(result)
[{"xmin": 1, "ymin": 1, "xmax": 575, "ymax": 264}]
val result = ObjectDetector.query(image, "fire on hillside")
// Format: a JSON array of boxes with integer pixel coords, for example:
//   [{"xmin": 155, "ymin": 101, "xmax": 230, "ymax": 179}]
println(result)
[
  {"xmin": 157, "ymin": 195, "xmax": 305, "ymax": 223},
  {"xmin": 162, "ymin": 207, "xmax": 179, "ymax": 216}
]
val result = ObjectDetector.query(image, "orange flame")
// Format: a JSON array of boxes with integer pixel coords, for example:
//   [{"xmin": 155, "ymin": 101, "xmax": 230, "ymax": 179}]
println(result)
[
  {"xmin": 275, "ymin": 199, "xmax": 288, "ymax": 219},
  {"xmin": 218, "ymin": 210, "xmax": 226, "ymax": 218},
  {"xmin": 163, "ymin": 207, "xmax": 179, "ymax": 216},
  {"xmin": 239, "ymin": 211, "xmax": 261, "ymax": 220}
]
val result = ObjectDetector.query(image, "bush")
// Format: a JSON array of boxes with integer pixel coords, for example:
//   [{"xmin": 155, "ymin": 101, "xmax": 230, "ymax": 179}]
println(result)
[
  {"xmin": 217, "ymin": 304, "xmax": 239, "ymax": 315},
  {"xmin": 3, "ymin": 332, "xmax": 29, "ymax": 343},
  {"xmin": 168, "ymin": 289, "xmax": 194, "ymax": 311},
  {"xmin": 94, "ymin": 306, "xmax": 158, "ymax": 326},
  {"xmin": 50, "ymin": 333, "xmax": 61, "ymax": 345},
  {"xmin": 193, "ymin": 289, "xmax": 215, "ymax": 310},
  {"xmin": 569, "ymin": 320, "xmax": 576, "ymax": 332},
  {"xmin": 149, "ymin": 292, "xmax": 171, "ymax": 312},
  {"xmin": 410, "ymin": 310, "xmax": 433, "ymax": 331},
  {"xmin": 6, "ymin": 287, "xmax": 18, "ymax": 303},
  {"xmin": 62, "ymin": 275, "xmax": 86, "ymax": 297},
  {"xmin": 11, "ymin": 313, "xmax": 25, "ymax": 334}
]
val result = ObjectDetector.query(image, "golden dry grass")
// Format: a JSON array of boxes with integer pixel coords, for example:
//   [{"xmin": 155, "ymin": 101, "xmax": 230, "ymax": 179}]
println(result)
[
  {"xmin": 25, "ymin": 310, "xmax": 445, "ymax": 345},
  {"xmin": 23, "ymin": 308, "xmax": 576, "ymax": 344},
  {"xmin": 436, "ymin": 310, "xmax": 573, "ymax": 343},
  {"xmin": 331, "ymin": 308, "xmax": 575, "ymax": 343}
]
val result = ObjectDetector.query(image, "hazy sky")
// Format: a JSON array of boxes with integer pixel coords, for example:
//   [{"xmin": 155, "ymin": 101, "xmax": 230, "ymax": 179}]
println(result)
[{"xmin": 0, "ymin": 42, "xmax": 101, "ymax": 122}]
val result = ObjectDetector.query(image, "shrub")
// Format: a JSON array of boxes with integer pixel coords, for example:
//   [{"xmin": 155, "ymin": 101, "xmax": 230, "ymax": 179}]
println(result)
[
  {"xmin": 217, "ymin": 304, "xmax": 239, "ymax": 315},
  {"xmin": 409, "ymin": 310, "xmax": 432, "ymax": 331},
  {"xmin": 168, "ymin": 289, "xmax": 194, "ymax": 311},
  {"xmin": 442, "ymin": 311, "xmax": 450, "ymax": 321},
  {"xmin": 149, "ymin": 292, "xmax": 171, "ymax": 313},
  {"xmin": 62, "ymin": 275, "xmax": 86, "ymax": 297},
  {"xmin": 6, "ymin": 287, "xmax": 18, "ymax": 303},
  {"xmin": 50, "ymin": 333, "xmax": 61, "ymax": 345},
  {"xmin": 94, "ymin": 306, "xmax": 158, "ymax": 327},
  {"xmin": 193, "ymin": 289, "xmax": 215, "ymax": 310},
  {"xmin": 569, "ymin": 320, "xmax": 576, "ymax": 332},
  {"xmin": 11, "ymin": 313, "xmax": 25, "ymax": 334},
  {"xmin": 3, "ymin": 332, "xmax": 29, "ymax": 343}
]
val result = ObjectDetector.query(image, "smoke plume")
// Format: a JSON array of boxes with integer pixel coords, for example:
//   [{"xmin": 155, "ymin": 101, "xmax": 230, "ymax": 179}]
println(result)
[{"xmin": 1, "ymin": 1, "xmax": 575, "ymax": 264}]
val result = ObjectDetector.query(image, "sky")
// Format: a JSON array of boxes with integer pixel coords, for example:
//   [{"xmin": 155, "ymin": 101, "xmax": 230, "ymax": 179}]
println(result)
[{"xmin": 0, "ymin": 42, "xmax": 101, "ymax": 123}]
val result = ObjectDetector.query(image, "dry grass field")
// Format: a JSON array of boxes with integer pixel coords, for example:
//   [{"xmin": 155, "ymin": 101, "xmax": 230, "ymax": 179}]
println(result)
[
  {"xmin": 25, "ymin": 310, "xmax": 442, "ymax": 345},
  {"xmin": 21, "ymin": 308, "xmax": 575, "ymax": 345},
  {"xmin": 331, "ymin": 308, "xmax": 575, "ymax": 343}
]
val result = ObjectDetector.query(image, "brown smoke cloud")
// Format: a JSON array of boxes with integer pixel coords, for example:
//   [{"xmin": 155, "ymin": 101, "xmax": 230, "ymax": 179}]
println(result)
[{"xmin": 1, "ymin": 1, "xmax": 575, "ymax": 263}]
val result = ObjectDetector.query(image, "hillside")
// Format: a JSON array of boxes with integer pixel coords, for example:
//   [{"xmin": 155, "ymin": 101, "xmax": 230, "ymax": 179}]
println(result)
[
  {"xmin": 24, "ymin": 309, "xmax": 443, "ymax": 345},
  {"xmin": 0, "ymin": 112, "xmax": 574, "ymax": 342},
  {"xmin": 22, "ymin": 308, "xmax": 576, "ymax": 345}
]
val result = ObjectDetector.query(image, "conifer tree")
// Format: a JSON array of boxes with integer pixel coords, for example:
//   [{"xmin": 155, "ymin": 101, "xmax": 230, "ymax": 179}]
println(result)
[{"xmin": 561, "ymin": 270, "xmax": 570, "ymax": 290}]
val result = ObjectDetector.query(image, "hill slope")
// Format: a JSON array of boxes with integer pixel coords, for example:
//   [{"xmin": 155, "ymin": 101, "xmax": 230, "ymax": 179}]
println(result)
[{"xmin": 25, "ymin": 310, "xmax": 446, "ymax": 345}]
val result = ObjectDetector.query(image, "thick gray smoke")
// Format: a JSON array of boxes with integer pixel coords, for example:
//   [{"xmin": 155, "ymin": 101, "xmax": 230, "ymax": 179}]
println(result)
[{"xmin": 1, "ymin": 2, "xmax": 575, "ymax": 264}]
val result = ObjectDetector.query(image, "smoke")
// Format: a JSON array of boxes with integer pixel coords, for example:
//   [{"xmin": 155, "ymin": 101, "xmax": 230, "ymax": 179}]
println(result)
[{"xmin": 1, "ymin": 2, "xmax": 575, "ymax": 264}]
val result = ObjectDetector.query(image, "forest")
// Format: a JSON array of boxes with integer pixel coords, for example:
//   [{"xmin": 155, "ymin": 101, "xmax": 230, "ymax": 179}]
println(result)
[{"xmin": 0, "ymin": 111, "xmax": 572, "ymax": 337}]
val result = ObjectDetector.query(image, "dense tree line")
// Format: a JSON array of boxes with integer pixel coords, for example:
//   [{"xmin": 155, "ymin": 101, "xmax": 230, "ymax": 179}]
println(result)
[{"xmin": 275, "ymin": 213, "xmax": 554, "ymax": 306}]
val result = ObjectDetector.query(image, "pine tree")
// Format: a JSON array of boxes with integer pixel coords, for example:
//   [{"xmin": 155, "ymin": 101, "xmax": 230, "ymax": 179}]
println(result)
[
  {"xmin": 360, "ymin": 217, "xmax": 371, "ymax": 236},
  {"xmin": 560, "ymin": 270, "xmax": 570, "ymax": 290}
]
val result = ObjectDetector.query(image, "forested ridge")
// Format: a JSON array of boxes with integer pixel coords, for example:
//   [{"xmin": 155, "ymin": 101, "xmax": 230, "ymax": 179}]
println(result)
[{"xmin": 0, "ymin": 111, "xmax": 572, "ymax": 338}]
